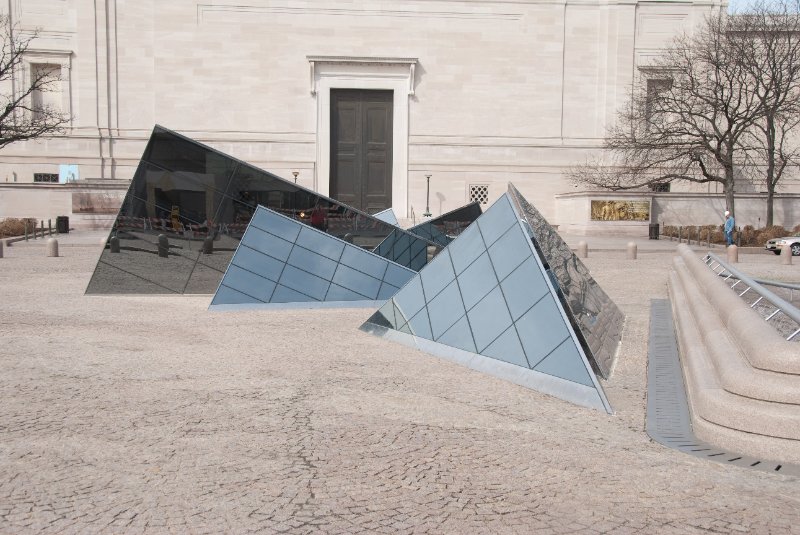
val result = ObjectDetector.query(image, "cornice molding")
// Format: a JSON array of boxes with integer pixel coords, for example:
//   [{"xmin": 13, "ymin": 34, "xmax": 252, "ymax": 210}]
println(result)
[{"xmin": 307, "ymin": 56, "xmax": 418, "ymax": 95}]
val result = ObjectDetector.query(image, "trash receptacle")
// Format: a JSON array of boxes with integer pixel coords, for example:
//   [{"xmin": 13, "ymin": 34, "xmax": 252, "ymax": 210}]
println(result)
[
  {"xmin": 648, "ymin": 223, "xmax": 659, "ymax": 240},
  {"xmin": 56, "ymin": 216, "xmax": 69, "ymax": 234}
]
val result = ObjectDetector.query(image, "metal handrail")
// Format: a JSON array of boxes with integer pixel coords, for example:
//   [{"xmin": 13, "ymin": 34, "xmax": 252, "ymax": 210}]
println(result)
[
  {"xmin": 703, "ymin": 253, "xmax": 800, "ymax": 341},
  {"xmin": 752, "ymin": 278, "xmax": 800, "ymax": 292}
]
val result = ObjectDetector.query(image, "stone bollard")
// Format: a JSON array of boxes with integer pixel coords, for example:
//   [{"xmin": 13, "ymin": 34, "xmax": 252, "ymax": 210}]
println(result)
[
  {"xmin": 157, "ymin": 234, "xmax": 169, "ymax": 258},
  {"xmin": 727, "ymin": 244, "xmax": 738, "ymax": 263},
  {"xmin": 781, "ymin": 244, "xmax": 793, "ymax": 265},
  {"xmin": 109, "ymin": 236, "xmax": 120, "ymax": 253},
  {"xmin": 0, "ymin": 240, "xmax": 3, "ymax": 258},
  {"xmin": 627, "ymin": 242, "xmax": 637, "ymax": 260},
  {"xmin": 577, "ymin": 241, "xmax": 588, "ymax": 259},
  {"xmin": 47, "ymin": 238, "xmax": 59, "ymax": 257},
  {"xmin": 202, "ymin": 235, "xmax": 214, "ymax": 255}
]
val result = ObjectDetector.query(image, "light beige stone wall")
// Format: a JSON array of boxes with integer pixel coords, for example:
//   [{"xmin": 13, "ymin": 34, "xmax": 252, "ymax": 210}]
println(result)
[
  {"xmin": 555, "ymin": 191, "xmax": 800, "ymax": 235},
  {"xmin": 0, "ymin": 0, "xmax": 731, "ymax": 224}
]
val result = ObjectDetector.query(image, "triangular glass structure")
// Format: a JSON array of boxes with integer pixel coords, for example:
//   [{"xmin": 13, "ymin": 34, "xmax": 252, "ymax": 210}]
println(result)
[
  {"xmin": 86, "ymin": 126, "xmax": 441, "ymax": 295},
  {"xmin": 209, "ymin": 205, "xmax": 416, "ymax": 309},
  {"xmin": 407, "ymin": 202, "xmax": 483, "ymax": 247},
  {"xmin": 361, "ymin": 192, "xmax": 613, "ymax": 413},
  {"xmin": 507, "ymin": 184, "xmax": 623, "ymax": 379}
]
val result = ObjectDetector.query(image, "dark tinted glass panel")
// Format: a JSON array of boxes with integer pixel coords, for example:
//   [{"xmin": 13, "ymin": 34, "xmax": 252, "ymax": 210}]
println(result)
[
  {"xmin": 86, "ymin": 162, "xmax": 212, "ymax": 294},
  {"xmin": 87, "ymin": 126, "xmax": 441, "ymax": 295},
  {"xmin": 218, "ymin": 157, "xmax": 437, "ymax": 261},
  {"xmin": 407, "ymin": 202, "xmax": 482, "ymax": 246},
  {"xmin": 507, "ymin": 184, "xmax": 623, "ymax": 379}
]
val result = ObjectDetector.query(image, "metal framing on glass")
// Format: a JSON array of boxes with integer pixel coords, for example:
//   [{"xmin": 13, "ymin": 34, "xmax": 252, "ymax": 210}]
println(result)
[
  {"xmin": 209, "ymin": 205, "xmax": 417, "ymax": 309},
  {"xmin": 507, "ymin": 183, "xmax": 623, "ymax": 379},
  {"xmin": 361, "ymin": 191, "xmax": 613, "ymax": 413},
  {"xmin": 407, "ymin": 202, "xmax": 483, "ymax": 247}
]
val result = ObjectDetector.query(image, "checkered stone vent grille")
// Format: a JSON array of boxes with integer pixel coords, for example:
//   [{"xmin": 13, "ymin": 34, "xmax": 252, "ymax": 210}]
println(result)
[{"xmin": 469, "ymin": 184, "xmax": 489, "ymax": 205}]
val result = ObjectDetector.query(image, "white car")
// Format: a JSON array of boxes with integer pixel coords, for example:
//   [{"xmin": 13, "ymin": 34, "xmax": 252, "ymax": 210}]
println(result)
[{"xmin": 765, "ymin": 236, "xmax": 800, "ymax": 256}]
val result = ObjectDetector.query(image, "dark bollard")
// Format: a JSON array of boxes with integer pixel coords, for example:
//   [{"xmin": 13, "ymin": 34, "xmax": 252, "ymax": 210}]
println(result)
[
  {"xmin": 109, "ymin": 236, "xmax": 120, "ymax": 253},
  {"xmin": 24, "ymin": 220, "xmax": 29, "ymax": 242},
  {"xmin": 40, "ymin": 220, "xmax": 45, "ymax": 239},
  {"xmin": 202, "ymin": 235, "xmax": 214, "ymax": 255},
  {"xmin": 157, "ymin": 234, "xmax": 169, "ymax": 258},
  {"xmin": 0, "ymin": 240, "xmax": 3, "ymax": 258},
  {"xmin": 48, "ymin": 219, "xmax": 52, "ymax": 236}
]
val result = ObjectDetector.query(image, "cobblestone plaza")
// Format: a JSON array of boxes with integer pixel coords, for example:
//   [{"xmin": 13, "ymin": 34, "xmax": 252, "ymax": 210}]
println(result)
[{"xmin": 1, "ymin": 234, "xmax": 799, "ymax": 533}]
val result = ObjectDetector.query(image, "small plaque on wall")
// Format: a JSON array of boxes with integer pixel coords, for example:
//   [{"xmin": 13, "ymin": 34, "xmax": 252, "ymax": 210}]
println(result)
[{"xmin": 590, "ymin": 200, "xmax": 650, "ymax": 221}]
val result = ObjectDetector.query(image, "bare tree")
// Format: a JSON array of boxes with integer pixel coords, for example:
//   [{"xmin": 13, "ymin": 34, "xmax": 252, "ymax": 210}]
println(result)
[
  {"xmin": 729, "ymin": 0, "xmax": 800, "ymax": 226},
  {"xmin": 0, "ymin": 15, "xmax": 70, "ymax": 150},
  {"xmin": 570, "ymin": 14, "xmax": 762, "ymax": 219}
]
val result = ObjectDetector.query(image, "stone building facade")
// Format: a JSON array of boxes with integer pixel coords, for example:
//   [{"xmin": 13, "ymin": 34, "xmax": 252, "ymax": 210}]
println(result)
[{"xmin": 6, "ymin": 0, "xmax": 775, "ymax": 230}]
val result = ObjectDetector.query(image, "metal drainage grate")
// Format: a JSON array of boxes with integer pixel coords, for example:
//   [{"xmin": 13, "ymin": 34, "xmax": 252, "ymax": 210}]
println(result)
[{"xmin": 646, "ymin": 299, "xmax": 800, "ymax": 477}]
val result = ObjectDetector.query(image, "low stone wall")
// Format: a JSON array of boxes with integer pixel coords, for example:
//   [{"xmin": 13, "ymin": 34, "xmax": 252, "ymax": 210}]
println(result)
[
  {"xmin": 556, "ymin": 191, "xmax": 800, "ymax": 236},
  {"xmin": 0, "ymin": 182, "xmax": 125, "ymax": 230},
  {"xmin": 667, "ymin": 244, "xmax": 800, "ymax": 464}
]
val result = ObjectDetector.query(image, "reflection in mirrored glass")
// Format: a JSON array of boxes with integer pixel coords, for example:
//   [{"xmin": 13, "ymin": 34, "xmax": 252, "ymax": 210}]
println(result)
[
  {"xmin": 507, "ymin": 183, "xmax": 623, "ymax": 379},
  {"xmin": 407, "ymin": 202, "xmax": 482, "ymax": 246},
  {"xmin": 361, "ymin": 192, "xmax": 613, "ymax": 413},
  {"xmin": 88, "ymin": 126, "xmax": 442, "ymax": 295}
]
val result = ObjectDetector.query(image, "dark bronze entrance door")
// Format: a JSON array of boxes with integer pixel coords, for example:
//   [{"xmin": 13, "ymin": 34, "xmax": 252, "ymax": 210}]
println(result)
[{"xmin": 330, "ymin": 89, "xmax": 393, "ymax": 213}]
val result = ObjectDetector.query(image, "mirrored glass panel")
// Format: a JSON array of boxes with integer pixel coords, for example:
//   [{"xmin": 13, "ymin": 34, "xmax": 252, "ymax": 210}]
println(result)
[
  {"xmin": 507, "ymin": 183, "xmax": 623, "ymax": 379},
  {"xmin": 407, "ymin": 202, "xmax": 483, "ymax": 246},
  {"xmin": 87, "ymin": 126, "xmax": 441, "ymax": 295},
  {"xmin": 361, "ymin": 192, "xmax": 612, "ymax": 413}
]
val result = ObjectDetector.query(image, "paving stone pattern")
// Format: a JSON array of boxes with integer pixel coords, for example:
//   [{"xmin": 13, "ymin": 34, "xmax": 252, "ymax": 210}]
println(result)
[{"xmin": 1, "ymin": 237, "xmax": 799, "ymax": 533}]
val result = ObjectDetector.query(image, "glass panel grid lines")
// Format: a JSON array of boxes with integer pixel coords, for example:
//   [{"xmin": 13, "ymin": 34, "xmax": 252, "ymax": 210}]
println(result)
[
  {"xmin": 361, "ymin": 191, "xmax": 612, "ymax": 413},
  {"xmin": 407, "ymin": 202, "xmax": 483, "ymax": 247},
  {"xmin": 507, "ymin": 183, "xmax": 624, "ymax": 380},
  {"xmin": 210, "ymin": 205, "xmax": 416, "ymax": 309}
]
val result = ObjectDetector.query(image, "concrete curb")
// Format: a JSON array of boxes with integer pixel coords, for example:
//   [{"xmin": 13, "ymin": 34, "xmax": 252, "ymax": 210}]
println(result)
[{"xmin": 667, "ymin": 246, "xmax": 800, "ymax": 463}]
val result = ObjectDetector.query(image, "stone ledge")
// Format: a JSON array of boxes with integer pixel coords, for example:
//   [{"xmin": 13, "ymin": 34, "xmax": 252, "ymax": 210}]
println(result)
[
  {"xmin": 667, "ymin": 249, "xmax": 800, "ymax": 462},
  {"xmin": 672, "ymin": 259, "xmax": 800, "ymax": 404},
  {"xmin": 678, "ymin": 244, "xmax": 799, "ymax": 375}
]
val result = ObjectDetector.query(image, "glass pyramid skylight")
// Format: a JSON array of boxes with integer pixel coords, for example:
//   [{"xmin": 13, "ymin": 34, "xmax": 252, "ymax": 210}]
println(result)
[
  {"xmin": 361, "ymin": 190, "xmax": 618, "ymax": 412},
  {"xmin": 210, "ymin": 205, "xmax": 416, "ymax": 308}
]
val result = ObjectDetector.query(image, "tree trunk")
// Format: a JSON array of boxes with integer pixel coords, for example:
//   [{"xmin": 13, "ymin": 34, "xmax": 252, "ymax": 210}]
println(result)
[
  {"xmin": 764, "ymin": 116, "xmax": 776, "ymax": 228},
  {"xmin": 765, "ymin": 187, "xmax": 775, "ymax": 228},
  {"xmin": 724, "ymin": 166, "xmax": 736, "ymax": 220}
]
